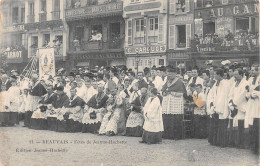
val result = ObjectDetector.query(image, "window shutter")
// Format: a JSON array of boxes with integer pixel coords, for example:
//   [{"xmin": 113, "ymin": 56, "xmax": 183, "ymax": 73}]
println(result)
[
  {"xmin": 158, "ymin": 15, "xmax": 164, "ymax": 43},
  {"xmin": 170, "ymin": 0, "xmax": 176, "ymax": 14},
  {"xmin": 169, "ymin": 25, "xmax": 175, "ymax": 49},
  {"xmin": 127, "ymin": 19, "xmax": 132, "ymax": 45},
  {"xmin": 103, "ymin": 27, "xmax": 107, "ymax": 42},
  {"xmin": 186, "ymin": 24, "xmax": 191, "ymax": 48},
  {"xmin": 144, "ymin": 18, "xmax": 147, "ymax": 44},
  {"xmin": 185, "ymin": 0, "xmax": 190, "ymax": 12}
]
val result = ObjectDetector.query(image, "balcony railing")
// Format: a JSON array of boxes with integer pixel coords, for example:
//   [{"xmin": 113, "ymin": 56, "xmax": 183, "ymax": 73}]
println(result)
[
  {"xmin": 39, "ymin": 13, "xmax": 47, "ymax": 22},
  {"xmin": 52, "ymin": 11, "xmax": 60, "ymax": 20},
  {"xmin": 108, "ymin": 38, "xmax": 124, "ymax": 49},
  {"xmin": 69, "ymin": 39, "xmax": 124, "ymax": 52},
  {"xmin": 190, "ymin": 35, "xmax": 259, "ymax": 52},
  {"xmin": 27, "ymin": 15, "xmax": 35, "ymax": 23}
]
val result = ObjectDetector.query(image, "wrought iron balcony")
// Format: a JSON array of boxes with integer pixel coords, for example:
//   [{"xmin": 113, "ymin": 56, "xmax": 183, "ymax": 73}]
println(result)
[{"xmin": 69, "ymin": 38, "xmax": 124, "ymax": 52}]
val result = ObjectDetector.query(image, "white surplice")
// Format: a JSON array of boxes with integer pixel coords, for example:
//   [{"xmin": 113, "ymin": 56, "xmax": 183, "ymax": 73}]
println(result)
[{"xmin": 143, "ymin": 97, "xmax": 164, "ymax": 132}]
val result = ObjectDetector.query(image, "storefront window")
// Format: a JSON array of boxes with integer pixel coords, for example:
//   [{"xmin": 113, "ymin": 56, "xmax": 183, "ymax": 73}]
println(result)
[
  {"xmin": 176, "ymin": 25, "xmax": 186, "ymax": 48},
  {"xmin": 90, "ymin": 25, "xmax": 102, "ymax": 41}
]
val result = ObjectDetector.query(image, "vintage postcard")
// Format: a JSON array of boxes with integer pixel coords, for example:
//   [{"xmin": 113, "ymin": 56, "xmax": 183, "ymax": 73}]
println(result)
[{"xmin": 0, "ymin": 0, "xmax": 259, "ymax": 165}]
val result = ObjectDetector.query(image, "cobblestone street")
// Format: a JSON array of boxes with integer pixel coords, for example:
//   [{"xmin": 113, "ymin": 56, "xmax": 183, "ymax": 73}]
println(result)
[{"xmin": 0, "ymin": 124, "xmax": 259, "ymax": 166}]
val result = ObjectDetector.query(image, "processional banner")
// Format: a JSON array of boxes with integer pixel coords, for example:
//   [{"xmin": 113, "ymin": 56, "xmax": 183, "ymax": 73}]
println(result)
[{"xmin": 38, "ymin": 48, "xmax": 55, "ymax": 78}]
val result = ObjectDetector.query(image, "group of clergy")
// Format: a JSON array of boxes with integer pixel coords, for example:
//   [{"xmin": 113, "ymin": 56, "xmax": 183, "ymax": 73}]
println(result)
[{"xmin": 0, "ymin": 63, "xmax": 259, "ymax": 151}]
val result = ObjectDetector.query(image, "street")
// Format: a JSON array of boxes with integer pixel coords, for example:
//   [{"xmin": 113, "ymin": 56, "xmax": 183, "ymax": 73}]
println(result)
[{"xmin": 0, "ymin": 123, "xmax": 259, "ymax": 166}]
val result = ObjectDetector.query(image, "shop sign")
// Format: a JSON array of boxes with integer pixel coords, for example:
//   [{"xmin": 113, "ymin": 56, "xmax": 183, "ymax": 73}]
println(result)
[
  {"xmin": 5, "ymin": 51, "xmax": 23, "ymax": 63},
  {"xmin": 170, "ymin": 14, "xmax": 193, "ymax": 24},
  {"xmin": 124, "ymin": 2, "xmax": 161, "ymax": 12},
  {"xmin": 125, "ymin": 45, "xmax": 166, "ymax": 54},
  {"xmin": 196, "ymin": 3, "xmax": 258, "ymax": 18},
  {"xmin": 3, "ymin": 24, "xmax": 24, "ymax": 32},
  {"xmin": 168, "ymin": 52, "xmax": 190, "ymax": 59},
  {"xmin": 65, "ymin": 2, "xmax": 123, "ymax": 18}
]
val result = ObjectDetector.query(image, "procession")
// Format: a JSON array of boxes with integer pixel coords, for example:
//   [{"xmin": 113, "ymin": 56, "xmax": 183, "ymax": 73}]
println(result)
[
  {"xmin": 0, "ymin": 0, "xmax": 259, "ymax": 165},
  {"xmin": 1, "ymin": 59, "xmax": 259, "ymax": 153}
]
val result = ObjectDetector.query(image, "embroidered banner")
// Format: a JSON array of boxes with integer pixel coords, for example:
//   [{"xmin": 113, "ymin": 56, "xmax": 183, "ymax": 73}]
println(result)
[{"xmin": 38, "ymin": 48, "xmax": 55, "ymax": 78}]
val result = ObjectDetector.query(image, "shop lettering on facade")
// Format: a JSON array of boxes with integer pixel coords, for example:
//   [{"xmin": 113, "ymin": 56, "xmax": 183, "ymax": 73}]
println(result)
[
  {"xmin": 65, "ymin": 2, "xmax": 123, "ymax": 18},
  {"xmin": 6, "ymin": 51, "xmax": 23, "ymax": 63},
  {"xmin": 209, "ymin": 3, "xmax": 258, "ymax": 17},
  {"xmin": 170, "ymin": 14, "xmax": 193, "ymax": 24},
  {"xmin": 125, "ymin": 45, "xmax": 166, "ymax": 54},
  {"xmin": 3, "ymin": 24, "xmax": 24, "ymax": 32}
]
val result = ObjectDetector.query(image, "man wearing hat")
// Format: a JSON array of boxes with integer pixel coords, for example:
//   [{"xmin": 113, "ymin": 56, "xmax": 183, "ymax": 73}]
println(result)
[
  {"xmin": 82, "ymin": 83, "xmax": 109, "ymax": 133},
  {"xmin": 67, "ymin": 72, "xmax": 75, "ymax": 82},
  {"xmin": 40, "ymin": 80, "xmax": 55, "ymax": 105},
  {"xmin": 29, "ymin": 73, "xmax": 47, "ymax": 111},
  {"xmin": 52, "ymin": 85, "xmax": 70, "ymax": 109},
  {"xmin": 66, "ymin": 88, "xmax": 86, "ymax": 132},
  {"xmin": 110, "ymin": 67, "xmax": 119, "ymax": 85},
  {"xmin": 161, "ymin": 67, "xmax": 187, "ymax": 140},
  {"xmin": 0, "ymin": 74, "xmax": 11, "ymax": 92}
]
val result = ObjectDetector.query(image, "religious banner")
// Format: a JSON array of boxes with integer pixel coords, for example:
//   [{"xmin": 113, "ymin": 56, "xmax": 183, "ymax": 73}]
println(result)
[{"xmin": 38, "ymin": 48, "xmax": 55, "ymax": 78}]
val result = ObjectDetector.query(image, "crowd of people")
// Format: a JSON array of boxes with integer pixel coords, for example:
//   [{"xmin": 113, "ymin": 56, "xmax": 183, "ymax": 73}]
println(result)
[
  {"xmin": 192, "ymin": 30, "xmax": 259, "ymax": 51},
  {"xmin": 0, "ymin": 62, "xmax": 259, "ymax": 153}
]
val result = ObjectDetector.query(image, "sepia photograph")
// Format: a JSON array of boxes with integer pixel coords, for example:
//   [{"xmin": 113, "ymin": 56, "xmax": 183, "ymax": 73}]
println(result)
[{"xmin": 0, "ymin": 0, "xmax": 259, "ymax": 165}]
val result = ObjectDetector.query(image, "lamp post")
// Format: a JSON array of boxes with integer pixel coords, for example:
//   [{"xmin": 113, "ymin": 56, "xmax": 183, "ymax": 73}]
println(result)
[
  {"xmin": 147, "ymin": 41, "xmax": 151, "ymax": 67},
  {"xmin": 135, "ymin": 52, "xmax": 140, "ymax": 74}
]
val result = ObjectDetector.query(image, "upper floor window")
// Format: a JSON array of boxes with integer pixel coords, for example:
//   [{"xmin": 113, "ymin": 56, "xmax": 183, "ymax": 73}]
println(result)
[
  {"xmin": 12, "ymin": 7, "xmax": 19, "ymax": 24},
  {"xmin": 135, "ymin": 19, "xmax": 145, "ymax": 44},
  {"xmin": 149, "ymin": 17, "xmax": 158, "ymax": 31},
  {"xmin": 88, "ymin": 0, "xmax": 98, "ymax": 6},
  {"xmin": 90, "ymin": 25, "xmax": 102, "ymax": 41},
  {"xmin": 148, "ymin": 17, "xmax": 159, "ymax": 43},
  {"xmin": 131, "ymin": 0, "xmax": 140, "ymax": 3},
  {"xmin": 21, "ymin": 7, "xmax": 25, "ymax": 23},
  {"xmin": 29, "ymin": 2, "xmax": 35, "ymax": 15},
  {"xmin": 136, "ymin": 19, "xmax": 145, "ymax": 32},
  {"xmin": 170, "ymin": 0, "xmax": 190, "ymax": 14},
  {"xmin": 40, "ymin": 0, "xmax": 46, "ymax": 12},
  {"xmin": 54, "ymin": 0, "xmax": 60, "ymax": 11}
]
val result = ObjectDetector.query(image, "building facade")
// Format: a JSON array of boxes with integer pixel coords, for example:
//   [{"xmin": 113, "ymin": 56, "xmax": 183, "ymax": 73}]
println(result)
[
  {"xmin": 192, "ymin": 0, "xmax": 259, "ymax": 67},
  {"xmin": 24, "ymin": 0, "xmax": 68, "ymax": 69},
  {"xmin": 123, "ymin": 0, "xmax": 168, "ymax": 72},
  {"xmin": 167, "ymin": 0, "xmax": 194, "ymax": 71},
  {"xmin": 65, "ymin": 0, "xmax": 125, "ymax": 69},
  {"xmin": 0, "ymin": 0, "xmax": 28, "ymax": 72}
]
